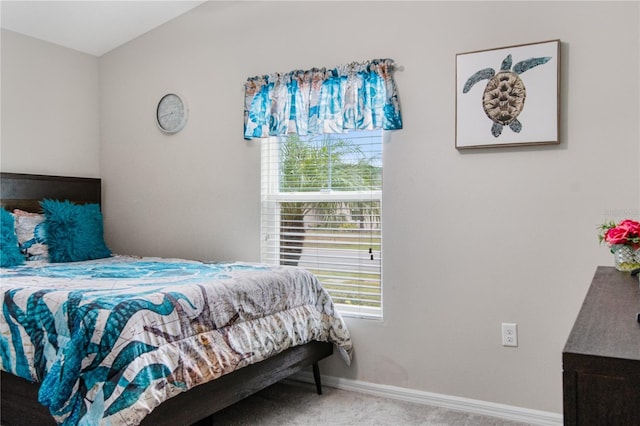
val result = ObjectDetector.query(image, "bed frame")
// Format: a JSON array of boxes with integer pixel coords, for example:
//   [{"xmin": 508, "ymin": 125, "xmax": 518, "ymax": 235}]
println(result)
[{"xmin": 0, "ymin": 172, "xmax": 332, "ymax": 426}]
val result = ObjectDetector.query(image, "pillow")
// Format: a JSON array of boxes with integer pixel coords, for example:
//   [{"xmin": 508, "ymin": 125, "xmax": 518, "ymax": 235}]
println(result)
[
  {"xmin": 40, "ymin": 199, "xmax": 111, "ymax": 263},
  {"xmin": 1, "ymin": 208, "xmax": 25, "ymax": 267},
  {"xmin": 13, "ymin": 209, "xmax": 49, "ymax": 261}
]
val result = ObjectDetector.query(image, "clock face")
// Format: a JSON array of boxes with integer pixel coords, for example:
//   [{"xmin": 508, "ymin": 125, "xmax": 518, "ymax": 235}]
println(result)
[{"xmin": 156, "ymin": 93, "xmax": 187, "ymax": 133}]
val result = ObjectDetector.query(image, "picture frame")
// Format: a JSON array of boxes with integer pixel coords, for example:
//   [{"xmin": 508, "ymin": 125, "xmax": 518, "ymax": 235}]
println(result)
[{"xmin": 455, "ymin": 39, "xmax": 560, "ymax": 149}]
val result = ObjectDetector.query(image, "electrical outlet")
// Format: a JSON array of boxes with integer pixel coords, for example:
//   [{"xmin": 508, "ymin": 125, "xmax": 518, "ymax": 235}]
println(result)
[{"xmin": 502, "ymin": 323, "xmax": 518, "ymax": 347}]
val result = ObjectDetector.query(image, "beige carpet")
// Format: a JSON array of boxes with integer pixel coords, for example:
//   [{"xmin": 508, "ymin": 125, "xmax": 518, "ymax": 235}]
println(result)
[{"xmin": 210, "ymin": 380, "xmax": 531, "ymax": 426}]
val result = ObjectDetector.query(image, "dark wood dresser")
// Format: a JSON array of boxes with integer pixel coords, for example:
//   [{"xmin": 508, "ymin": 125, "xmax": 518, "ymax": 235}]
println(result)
[{"xmin": 562, "ymin": 266, "xmax": 640, "ymax": 425}]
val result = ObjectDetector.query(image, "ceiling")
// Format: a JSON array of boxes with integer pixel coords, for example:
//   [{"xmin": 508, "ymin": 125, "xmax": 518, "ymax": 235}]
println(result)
[{"xmin": 1, "ymin": 1, "xmax": 208, "ymax": 57}]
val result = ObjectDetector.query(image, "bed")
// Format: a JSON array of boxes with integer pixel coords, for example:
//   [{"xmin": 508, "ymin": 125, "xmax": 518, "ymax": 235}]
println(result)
[{"xmin": 0, "ymin": 172, "xmax": 353, "ymax": 426}]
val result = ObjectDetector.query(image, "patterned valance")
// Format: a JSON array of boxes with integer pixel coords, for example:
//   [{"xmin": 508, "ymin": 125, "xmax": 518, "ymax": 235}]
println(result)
[{"xmin": 243, "ymin": 58, "xmax": 402, "ymax": 140}]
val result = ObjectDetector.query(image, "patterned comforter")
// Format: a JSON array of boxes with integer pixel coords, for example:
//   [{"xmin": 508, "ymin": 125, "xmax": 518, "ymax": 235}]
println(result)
[{"xmin": 0, "ymin": 255, "xmax": 353, "ymax": 425}]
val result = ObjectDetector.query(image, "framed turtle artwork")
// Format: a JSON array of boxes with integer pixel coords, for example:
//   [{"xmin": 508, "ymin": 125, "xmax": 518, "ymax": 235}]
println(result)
[{"xmin": 456, "ymin": 39, "xmax": 560, "ymax": 149}]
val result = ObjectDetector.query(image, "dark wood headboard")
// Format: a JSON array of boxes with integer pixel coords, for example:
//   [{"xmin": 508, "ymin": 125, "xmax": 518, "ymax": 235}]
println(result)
[{"xmin": 0, "ymin": 172, "xmax": 102, "ymax": 212}]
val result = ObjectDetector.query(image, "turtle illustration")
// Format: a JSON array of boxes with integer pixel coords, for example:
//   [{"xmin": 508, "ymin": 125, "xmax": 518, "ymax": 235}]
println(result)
[{"xmin": 463, "ymin": 54, "xmax": 551, "ymax": 137}]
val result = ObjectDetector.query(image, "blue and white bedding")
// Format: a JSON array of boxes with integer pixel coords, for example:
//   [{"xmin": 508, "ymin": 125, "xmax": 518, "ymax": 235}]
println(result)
[{"xmin": 0, "ymin": 255, "xmax": 353, "ymax": 425}]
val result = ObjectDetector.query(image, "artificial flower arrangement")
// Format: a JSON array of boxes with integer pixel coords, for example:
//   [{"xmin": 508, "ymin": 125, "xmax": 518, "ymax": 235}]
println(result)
[{"xmin": 598, "ymin": 219, "xmax": 640, "ymax": 271}]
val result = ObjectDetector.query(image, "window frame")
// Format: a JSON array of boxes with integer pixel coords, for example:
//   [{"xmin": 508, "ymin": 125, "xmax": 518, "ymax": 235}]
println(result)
[{"xmin": 260, "ymin": 132, "xmax": 383, "ymax": 319}]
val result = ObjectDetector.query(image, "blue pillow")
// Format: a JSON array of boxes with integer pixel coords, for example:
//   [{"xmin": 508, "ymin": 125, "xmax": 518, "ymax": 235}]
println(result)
[
  {"xmin": 41, "ymin": 199, "xmax": 111, "ymax": 263},
  {"xmin": 1, "ymin": 208, "xmax": 25, "ymax": 267}
]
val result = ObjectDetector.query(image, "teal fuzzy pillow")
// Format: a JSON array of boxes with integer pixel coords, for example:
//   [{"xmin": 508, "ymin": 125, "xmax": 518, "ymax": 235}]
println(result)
[
  {"xmin": 41, "ymin": 199, "xmax": 111, "ymax": 263},
  {"xmin": 1, "ymin": 208, "xmax": 25, "ymax": 267}
]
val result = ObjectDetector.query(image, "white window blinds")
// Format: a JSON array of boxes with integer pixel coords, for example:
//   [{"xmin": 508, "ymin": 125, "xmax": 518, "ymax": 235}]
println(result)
[{"xmin": 261, "ymin": 130, "xmax": 383, "ymax": 318}]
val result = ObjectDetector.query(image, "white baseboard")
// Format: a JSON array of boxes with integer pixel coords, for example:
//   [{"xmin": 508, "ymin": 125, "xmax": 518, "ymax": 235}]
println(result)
[{"xmin": 289, "ymin": 371, "xmax": 563, "ymax": 426}]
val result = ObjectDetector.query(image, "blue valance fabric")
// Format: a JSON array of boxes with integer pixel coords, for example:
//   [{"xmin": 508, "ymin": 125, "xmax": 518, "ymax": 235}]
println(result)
[{"xmin": 243, "ymin": 58, "xmax": 402, "ymax": 140}]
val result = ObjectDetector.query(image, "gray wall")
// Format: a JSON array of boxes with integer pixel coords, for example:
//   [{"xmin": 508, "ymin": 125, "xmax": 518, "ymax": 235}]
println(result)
[
  {"xmin": 2, "ymin": 1, "xmax": 639, "ymax": 416},
  {"xmin": 1, "ymin": 30, "xmax": 100, "ymax": 177}
]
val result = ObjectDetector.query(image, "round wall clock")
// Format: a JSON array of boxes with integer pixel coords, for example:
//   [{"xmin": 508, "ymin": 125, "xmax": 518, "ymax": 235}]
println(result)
[{"xmin": 156, "ymin": 93, "xmax": 188, "ymax": 134}]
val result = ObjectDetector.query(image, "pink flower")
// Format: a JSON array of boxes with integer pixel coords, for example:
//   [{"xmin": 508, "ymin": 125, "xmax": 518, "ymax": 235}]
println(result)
[
  {"xmin": 618, "ymin": 219, "xmax": 640, "ymax": 235},
  {"xmin": 605, "ymin": 227, "xmax": 630, "ymax": 245},
  {"xmin": 599, "ymin": 218, "xmax": 640, "ymax": 250}
]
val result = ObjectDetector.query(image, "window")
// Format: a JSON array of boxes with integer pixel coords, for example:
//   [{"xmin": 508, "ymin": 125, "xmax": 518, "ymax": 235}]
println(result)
[{"xmin": 261, "ymin": 130, "xmax": 383, "ymax": 318}]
